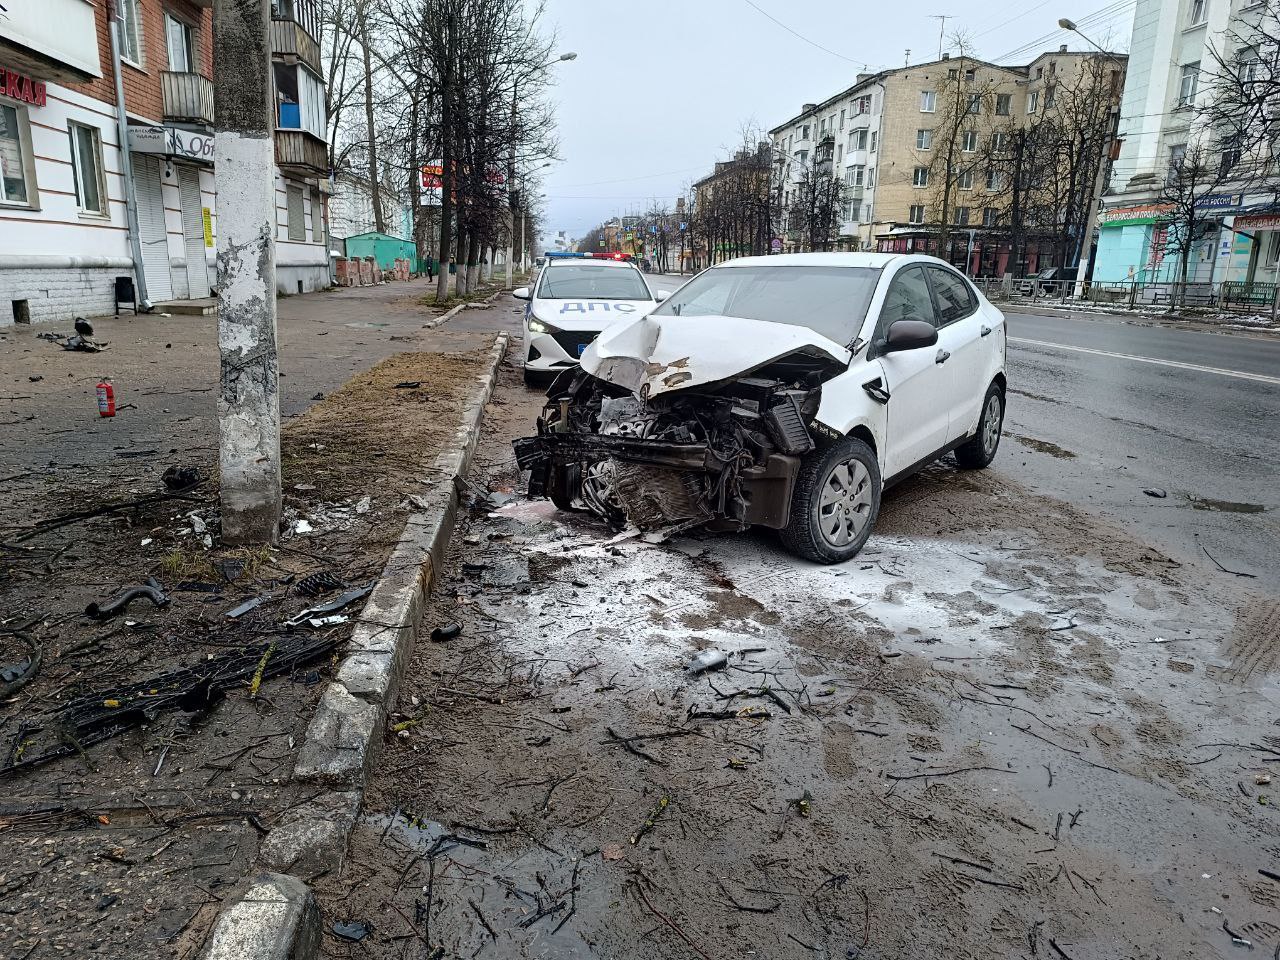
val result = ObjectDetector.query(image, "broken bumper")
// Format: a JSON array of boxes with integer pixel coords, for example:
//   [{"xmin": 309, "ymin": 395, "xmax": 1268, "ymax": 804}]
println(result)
[{"xmin": 513, "ymin": 432, "xmax": 800, "ymax": 529}]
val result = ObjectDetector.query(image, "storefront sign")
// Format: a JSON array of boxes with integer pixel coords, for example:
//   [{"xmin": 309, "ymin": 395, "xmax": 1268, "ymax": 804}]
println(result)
[
  {"xmin": 0, "ymin": 67, "xmax": 47, "ymax": 107},
  {"xmin": 1098, "ymin": 204, "xmax": 1174, "ymax": 227},
  {"xmin": 127, "ymin": 125, "xmax": 215, "ymax": 163},
  {"xmin": 1234, "ymin": 213, "xmax": 1280, "ymax": 231},
  {"xmin": 1195, "ymin": 192, "xmax": 1244, "ymax": 211}
]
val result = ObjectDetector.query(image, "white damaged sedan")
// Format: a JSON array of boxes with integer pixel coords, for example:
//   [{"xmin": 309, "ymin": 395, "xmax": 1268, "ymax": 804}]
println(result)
[
  {"xmin": 513, "ymin": 252, "xmax": 1007, "ymax": 563},
  {"xmin": 513, "ymin": 257, "xmax": 666, "ymax": 386}
]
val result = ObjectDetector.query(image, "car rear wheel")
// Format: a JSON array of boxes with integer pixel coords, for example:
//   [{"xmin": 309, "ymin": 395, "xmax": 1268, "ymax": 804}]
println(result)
[
  {"xmin": 954, "ymin": 383, "xmax": 1004, "ymax": 469},
  {"xmin": 779, "ymin": 437, "xmax": 881, "ymax": 564}
]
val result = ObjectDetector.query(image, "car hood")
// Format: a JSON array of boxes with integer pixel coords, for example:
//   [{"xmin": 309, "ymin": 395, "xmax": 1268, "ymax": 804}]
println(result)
[
  {"xmin": 531, "ymin": 298, "xmax": 656, "ymax": 331},
  {"xmin": 581, "ymin": 314, "xmax": 852, "ymax": 397}
]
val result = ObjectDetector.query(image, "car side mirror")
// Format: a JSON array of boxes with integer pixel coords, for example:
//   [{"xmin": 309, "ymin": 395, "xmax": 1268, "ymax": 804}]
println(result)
[
  {"xmin": 513, "ymin": 287, "xmax": 531, "ymax": 300},
  {"xmin": 654, "ymin": 289, "xmax": 670, "ymax": 301},
  {"xmin": 879, "ymin": 318, "xmax": 938, "ymax": 354}
]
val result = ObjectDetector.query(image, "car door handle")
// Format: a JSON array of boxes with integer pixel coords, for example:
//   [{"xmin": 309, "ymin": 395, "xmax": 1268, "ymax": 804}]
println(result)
[
  {"xmin": 935, "ymin": 349, "xmax": 951, "ymax": 365},
  {"xmin": 980, "ymin": 325, "xmax": 992, "ymax": 337}
]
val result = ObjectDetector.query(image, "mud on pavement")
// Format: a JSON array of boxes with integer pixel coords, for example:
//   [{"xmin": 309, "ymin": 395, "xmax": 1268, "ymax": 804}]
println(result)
[{"xmin": 310, "ymin": 358, "xmax": 1279, "ymax": 960}]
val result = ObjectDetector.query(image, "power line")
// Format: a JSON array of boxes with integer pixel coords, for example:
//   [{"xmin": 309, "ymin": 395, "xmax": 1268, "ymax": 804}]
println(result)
[
  {"xmin": 992, "ymin": 0, "xmax": 1135, "ymax": 63},
  {"xmin": 740, "ymin": 0, "xmax": 866, "ymax": 66}
]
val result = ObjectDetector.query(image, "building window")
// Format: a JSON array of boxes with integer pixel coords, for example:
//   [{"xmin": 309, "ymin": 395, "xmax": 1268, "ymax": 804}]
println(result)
[
  {"xmin": 819, "ymin": 118, "xmax": 827, "ymax": 135},
  {"xmin": 954, "ymin": 206, "xmax": 970, "ymax": 225},
  {"xmin": 287, "ymin": 183, "xmax": 305, "ymax": 240},
  {"xmin": 920, "ymin": 90, "xmax": 936, "ymax": 112},
  {"xmin": 0, "ymin": 103, "xmax": 35, "ymax": 206},
  {"xmin": 1044, "ymin": 85, "xmax": 1056, "ymax": 108},
  {"xmin": 165, "ymin": 13, "xmax": 195, "ymax": 73},
  {"xmin": 274, "ymin": 63, "xmax": 327, "ymax": 138},
  {"xmin": 1167, "ymin": 143, "xmax": 1187, "ymax": 182},
  {"xmin": 68, "ymin": 122, "xmax": 105, "ymax": 215},
  {"xmin": 916, "ymin": 128, "xmax": 933, "ymax": 150},
  {"xmin": 851, "ymin": 128, "xmax": 867, "ymax": 150},
  {"xmin": 839, "ymin": 108, "xmax": 845, "ymax": 129},
  {"xmin": 991, "ymin": 131, "xmax": 1007, "ymax": 152},
  {"xmin": 957, "ymin": 169, "xmax": 974, "ymax": 189},
  {"xmin": 864, "ymin": 203, "xmax": 872, "ymax": 222},
  {"xmin": 1189, "ymin": 0, "xmax": 1207, "ymax": 24},
  {"xmin": 909, "ymin": 204, "xmax": 925, "ymax": 224},
  {"xmin": 847, "ymin": 165, "xmax": 865, "ymax": 187},
  {"xmin": 870, "ymin": 131, "xmax": 877, "ymax": 152},
  {"xmin": 948, "ymin": 68, "xmax": 958, "ymax": 80},
  {"xmin": 913, "ymin": 167, "xmax": 929, "ymax": 187},
  {"xmin": 967, "ymin": 93, "xmax": 982, "ymax": 114},
  {"xmin": 117, "ymin": 0, "xmax": 144, "ymax": 65},
  {"xmin": 986, "ymin": 169, "xmax": 1007, "ymax": 191},
  {"xmin": 867, "ymin": 167, "xmax": 876, "ymax": 186},
  {"xmin": 965, "ymin": 69, "xmax": 976, "ymax": 81},
  {"xmin": 962, "ymin": 130, "xmax": 977, "ymax": 152},
  {"xmin": 1035, "ymin": 67, "xmax": 1044, "ymax": 80},
  {"xmin": 1027, "ymin": 90, "xmax": 1039, "ymax": 113},
  {"xmin": 1241, "ymin": 47, "xmax": 1261, "ymax": 82},
  {"xmin": 1179, "ymin": 62, "xmax": 1200, "ymax": 106},
  {"xmin": 996, "ymin": 93, "xmax": 1012, "ymax": 115},
  {"xmin": 983, "ymin": 207, "xmax": 1000, "ymax": 226},
  {"xmin": 836, "ymin": 144, "xmax": 843, "ymax": 164},
  {"xmin": 310, "ymin": 186, "xmax": 324, "ymax": 241},
  {"xmin": 801, "ymin": 124, "xmax": 810, "ymax": 140},
  {"xmin": 855, "ymin": 94, "xmax": 872, "ymax": 114}
]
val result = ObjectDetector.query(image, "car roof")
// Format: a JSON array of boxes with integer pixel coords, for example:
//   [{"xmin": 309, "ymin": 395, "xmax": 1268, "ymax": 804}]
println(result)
[{"xmin": 715, "ymin": 252, "xmax": 904, "ymax": 269}]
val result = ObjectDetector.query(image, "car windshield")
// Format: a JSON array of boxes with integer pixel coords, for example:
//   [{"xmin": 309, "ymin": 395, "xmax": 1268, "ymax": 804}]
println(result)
[
  {"xmin": 536, "ymin": 265, "xmax": 651, "ymax": 300},
  {"xmin": 650, "ymin": 265, "xmax": 881, "ymax": 344}
]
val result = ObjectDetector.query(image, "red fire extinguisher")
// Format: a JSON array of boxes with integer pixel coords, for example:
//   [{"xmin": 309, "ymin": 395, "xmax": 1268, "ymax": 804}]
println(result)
[{"xmin": 96, "ymin": 378, "xmax": 116, "ymax": 418}]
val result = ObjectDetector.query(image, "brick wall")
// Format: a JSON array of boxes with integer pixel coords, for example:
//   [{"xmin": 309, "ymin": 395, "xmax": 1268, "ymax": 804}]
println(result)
[
  {"xmin": 72, "ymin": 0, "xmax": 214, "ymax": 123},
  {"xmin": 0, "ymin": 265, "xmax": 124, "ymax": 322}
]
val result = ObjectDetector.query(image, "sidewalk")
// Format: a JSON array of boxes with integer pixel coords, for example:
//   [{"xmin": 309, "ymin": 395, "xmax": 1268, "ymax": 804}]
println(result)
[{"xmin": 0, "ymin": 279, "xmax": 522, "ymax": 959}]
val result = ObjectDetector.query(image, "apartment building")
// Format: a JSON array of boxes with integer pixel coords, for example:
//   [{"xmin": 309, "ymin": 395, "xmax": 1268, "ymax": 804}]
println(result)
[
  {"xmin": 770, "ymin": 48, "xmax": 1125, "ymax": 276},
  {"xmin": 1093, "ymin": 0, "xmax": 1278, "ymax": 288},
  {"xmin": 0, "ymin": 0, "xmax": 329, "ymax": 325}
]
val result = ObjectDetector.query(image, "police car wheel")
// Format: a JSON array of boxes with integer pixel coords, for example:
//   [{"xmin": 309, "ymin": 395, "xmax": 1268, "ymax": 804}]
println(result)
[{"xmin": 524, "ymin": 366, "xmax": 553, "ymax": 389}]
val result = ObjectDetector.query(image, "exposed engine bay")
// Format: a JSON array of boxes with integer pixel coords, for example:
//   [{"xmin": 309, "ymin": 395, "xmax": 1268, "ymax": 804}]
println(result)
[{"xmin": 513, "ymin": 357, "xmax": 842, "ymax": 533}]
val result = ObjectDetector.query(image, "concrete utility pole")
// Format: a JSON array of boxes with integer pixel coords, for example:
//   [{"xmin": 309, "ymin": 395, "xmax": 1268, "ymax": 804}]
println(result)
[{"xmin": 214, "ymin": 0, "xmax": 282, "ymax": 544}]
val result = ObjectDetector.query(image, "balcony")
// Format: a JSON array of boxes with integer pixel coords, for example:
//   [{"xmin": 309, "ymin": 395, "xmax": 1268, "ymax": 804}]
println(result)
[
  {"xmin": 0, "ymin": 0, "xmax": 101, "ymax": 83},
  {"xmin": 162, "ymin": 72, "xmax": 214, "ymax": 127},
  {"xmin": 275, "ymin": 129, "xmax": 328, "ymax": 177},
  {"xmin": 271, "ymin": 0, "xmax": 322, "ymax": 74}
]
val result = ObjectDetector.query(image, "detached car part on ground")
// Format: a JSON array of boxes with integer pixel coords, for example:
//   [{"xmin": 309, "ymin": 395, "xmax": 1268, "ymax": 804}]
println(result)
[{"xmin": 514, "ymin": 253, "xmax": 1008, "ymax": 563}]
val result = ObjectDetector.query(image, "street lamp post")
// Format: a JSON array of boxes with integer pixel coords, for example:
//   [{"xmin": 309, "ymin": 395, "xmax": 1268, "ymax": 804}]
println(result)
[{"xmin": 507, "ymin": 52, "xmax": 575, "ymax": 285}]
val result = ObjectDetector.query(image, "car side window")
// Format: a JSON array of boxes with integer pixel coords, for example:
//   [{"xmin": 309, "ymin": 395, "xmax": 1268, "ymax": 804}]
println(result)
[
  {"xmin": 876, "ymin": 265, "xmax": 938, "ymax": 340},
  {"xmin": 926, "ymin": 266, "xmax": 977, "ymax": 326}
]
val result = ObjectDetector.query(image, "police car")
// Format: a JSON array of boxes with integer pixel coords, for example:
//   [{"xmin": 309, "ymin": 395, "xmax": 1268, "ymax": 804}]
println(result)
[{"xmin": 514, "ymin": 254, "xmax": 666, "ymax": 386}]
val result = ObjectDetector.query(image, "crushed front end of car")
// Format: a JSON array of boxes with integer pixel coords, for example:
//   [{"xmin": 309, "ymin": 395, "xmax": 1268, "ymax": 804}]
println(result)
[{"xmin": 512, "ymin": 315, "xmax": 849, "ymax": 535}]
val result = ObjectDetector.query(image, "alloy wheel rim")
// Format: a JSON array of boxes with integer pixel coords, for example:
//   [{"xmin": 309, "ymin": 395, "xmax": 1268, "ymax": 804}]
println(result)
[
  {"xmin": 982, "ymin": 394, "xmax": 1002, "ymax": 457},
  {"xmin": 817, "ymin": 458, "xmax": 873, "ymax": 548}
]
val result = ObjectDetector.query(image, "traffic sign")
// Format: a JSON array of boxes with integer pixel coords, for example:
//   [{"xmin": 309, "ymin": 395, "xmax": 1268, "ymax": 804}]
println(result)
[{"xmin": 770, "ymin": 238, "xmax": 783, "ymax": 252}]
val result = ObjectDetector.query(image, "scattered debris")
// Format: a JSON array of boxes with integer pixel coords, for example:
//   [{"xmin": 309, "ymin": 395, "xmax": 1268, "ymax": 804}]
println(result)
[
  {"xmin": 224, "ymin": 597, "xmax": 264, "ymax": 620},
  {"xmin": 686, "ymin": 649, "xmax": 728, "ymax": 675},
  {"xmin": 355, "ymin": 496, "xmax": 372, "ymax": 514},
  {"xmin": 27, "ymin": 375, "xmax": 42, "ymax": 383},
  {"xmin": 85, "ymin": 577, "xmax": 169, "ymax": 620},
  {"xmin": 331, "ymin": 920, "xmax": 371, "ymax": 942},
  {"xmin": 1143, "ymin": 488, "xmax": 1167, "ymax": 499},
  {"xmin": 61, "ymin": 334, "xmax": 106, "ymax": 352},
  {"xmin": 0, "ymin": 627, "xmax": 42, "ymax": 698},
  {"xmin": 162, "ymin": 465, "xmax": 202, "ymax": 491},
  {"xmin": 630, "ymin": 792, "xmax": 671, "ymax": 845},
  {"xmin": 394, "ymin": 381, "xmax": 422, "ymax": 389},
  {"xmin": 294, "ymin": 519, "xmax": 315, "ymax": 535},
  {"xmin": 283, "ymin": 585, "xmax": 371, "ymax": 628},
  {"xmin": 431, "ymin": 623, "xmax": 462, "ymax": 642},
  {"xmin": 295, "ymin": 571, "xmax": 345, "ymax": 597}
]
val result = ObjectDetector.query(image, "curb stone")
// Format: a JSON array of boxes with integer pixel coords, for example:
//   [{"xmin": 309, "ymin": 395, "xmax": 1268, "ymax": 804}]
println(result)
[
  {"xmin": 201, "ymin": 331, "xmax": 510, "ymax": 959},
  {"xmin": 422, "ymin": 287, "xmax": 512, "ymax": 329}
]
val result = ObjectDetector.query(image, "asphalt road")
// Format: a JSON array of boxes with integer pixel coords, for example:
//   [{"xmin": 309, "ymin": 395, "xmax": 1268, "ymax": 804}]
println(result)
[{"xmin": 1000, "ymin": 310, "xmax": 1280, "ymax": 591}]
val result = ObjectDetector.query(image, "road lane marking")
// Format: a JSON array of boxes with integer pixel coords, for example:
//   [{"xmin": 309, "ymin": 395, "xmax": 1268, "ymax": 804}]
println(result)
[{"xmin": 1008, "ymin": 337, "xmax": 1280, "ymax": 386}]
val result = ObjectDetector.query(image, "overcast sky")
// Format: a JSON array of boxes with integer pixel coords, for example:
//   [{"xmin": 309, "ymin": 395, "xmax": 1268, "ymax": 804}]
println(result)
[{"xmin": 533, "ymin": 0, "xmax": 1136, "ymax": 244}]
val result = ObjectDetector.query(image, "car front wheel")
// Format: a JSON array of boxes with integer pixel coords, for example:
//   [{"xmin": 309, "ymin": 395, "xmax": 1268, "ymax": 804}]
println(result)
[
  {"xmin": 954, "ymin": 383, "xmax": 1004, "ymax": 469},
  {"xmin": 779, "ymin": 437, "xmax": 881, "ymax": 564}
]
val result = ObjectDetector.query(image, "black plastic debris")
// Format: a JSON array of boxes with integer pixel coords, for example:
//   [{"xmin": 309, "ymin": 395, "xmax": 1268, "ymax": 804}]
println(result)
[
  {"xmin": 86, "ymin": 577, "xmax": 169, "ymax": 620},
  {"xmin": 295, "ymin": 571, "xmax": 345, "ymax": 597},
  {"xmin": 62, "ymin": 334, "xmax": 105, "ymax": 352},
  {"xmin": 332, "ymin": 920, "xmax": 371, "ymax": 942},
  {"xmin": 0, "ymin": 627, "xmax": 42, "ymax": 698},
  {"xmin": 162, "ymin": 465, "xmax": 203, "ymax": 491},
  {"xmin": 283, "ymin": 585, "xmax": 371, "ymax": 628},
  {"xmin": 1143, "ymin": 488, "xmax": 1168, "ymax": 499},
  {"xmin": 0, "ymin": 631, "xmax": 343, "ymax": 775},
  {"xmin": 225, "ymin": 597, "xmax": 264, "ymax": 619},
  {"xmin": 28, "ymin": 375, "xmax": 42, "ymax": 383},
  {"xmin": 430, "ymin": 623, "xmax": 462, "ymax": 642},
  {"xmin": 393, "ymin": 381, "xmax": 422, "ymax": 389}
]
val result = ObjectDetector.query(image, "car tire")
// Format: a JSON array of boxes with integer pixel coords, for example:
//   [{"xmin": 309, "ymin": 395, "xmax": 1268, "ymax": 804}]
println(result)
[
  {"xmin": 779, "ymin": 437, "xmax": 881, "ymax": 564},
  {"xmin": 547, "ymin": 462, "xmax": 579, "ymax": 512},
  {"xmin": 954, "ymin": 383, "xmax": 1004, "ymax": 469},
  {"xmin": 523, "ymin": 366, "xmax": 551, "ymax": 389}
]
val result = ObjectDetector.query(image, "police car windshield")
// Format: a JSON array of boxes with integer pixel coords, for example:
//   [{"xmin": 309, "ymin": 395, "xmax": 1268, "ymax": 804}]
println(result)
[
  {"xmin": 536, "ymin": 265, "xmax": 652, "ymax": 300},
  {"xmin": 650, "ymin": 265, "xmax": 881, "ymax": 345}
]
